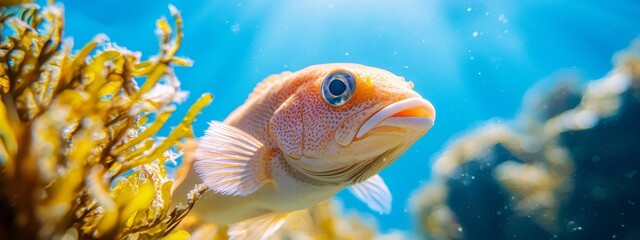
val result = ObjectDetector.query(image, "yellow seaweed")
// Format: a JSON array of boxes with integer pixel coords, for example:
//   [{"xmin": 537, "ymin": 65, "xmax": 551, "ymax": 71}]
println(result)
[
  {"xmin": 0, "ymin": 2, "xmax": 211, "ymax": 239},
  {"xmin": 0, "ymin": 2, "xmax": 409, "ymax": 240}
]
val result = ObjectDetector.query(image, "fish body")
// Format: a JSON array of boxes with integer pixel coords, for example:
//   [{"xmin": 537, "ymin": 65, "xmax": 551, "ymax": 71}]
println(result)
[{"xmin": 174, "ymin": 63, "xmax": 436, "ymax": 239}]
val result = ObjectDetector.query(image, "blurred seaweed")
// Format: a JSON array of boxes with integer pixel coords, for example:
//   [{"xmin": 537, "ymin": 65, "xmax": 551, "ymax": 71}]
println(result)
[
  {"xmin": 410, "ymin": 40, "xmax": 640, "ymax": 240},
  {"xmin": 180, "ymin": 200, "xmax": 405, "ymax": 240},
  {"xmin": 277, "ymin": 200, "xmax": 405, "ymax": 240},
  {"xmin": 0, "ymin": 0, "xmax": 32, "ymax": 8},
  {"xmin": 0, "ymin": 2, "xmax": 212, "ymax": 239}
]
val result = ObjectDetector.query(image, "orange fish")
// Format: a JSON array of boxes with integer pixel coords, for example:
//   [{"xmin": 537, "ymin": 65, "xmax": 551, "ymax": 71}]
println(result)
[{"xmin": 174, "ymin": 63, "xmax": 436, "ymax": 239}]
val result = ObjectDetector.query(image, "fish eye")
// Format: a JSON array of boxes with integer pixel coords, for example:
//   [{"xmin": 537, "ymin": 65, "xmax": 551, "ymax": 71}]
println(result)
[{"xmin": 321, "ymin": 71, "xmax": 356, "ymax": 106}]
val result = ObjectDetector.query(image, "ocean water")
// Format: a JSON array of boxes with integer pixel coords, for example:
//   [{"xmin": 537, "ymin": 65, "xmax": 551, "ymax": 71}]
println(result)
[{"xmin": 52, "ymin": 0, "xmax": 640, "ymax": 235}]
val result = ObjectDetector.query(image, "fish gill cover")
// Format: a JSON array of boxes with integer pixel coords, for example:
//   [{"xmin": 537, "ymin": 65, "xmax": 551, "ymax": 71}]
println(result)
[{"xmin": 0, "ymin": 1, "xmax": 213, "ymax": 239}]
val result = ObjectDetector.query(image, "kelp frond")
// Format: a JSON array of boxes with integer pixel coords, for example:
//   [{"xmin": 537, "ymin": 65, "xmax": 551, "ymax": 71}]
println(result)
[
  {"xmin": 0, "ymin": 0, "xmax": 33, "ymax": 8},
  {"xmin": 0, "ymin": 2, "xmax": 211, "ymax": 239}
]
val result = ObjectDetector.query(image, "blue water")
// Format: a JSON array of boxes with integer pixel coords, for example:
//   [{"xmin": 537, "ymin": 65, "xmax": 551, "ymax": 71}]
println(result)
[{"xmin": 52, "ymin": 0, "xmax": 640, "ymax": 234}]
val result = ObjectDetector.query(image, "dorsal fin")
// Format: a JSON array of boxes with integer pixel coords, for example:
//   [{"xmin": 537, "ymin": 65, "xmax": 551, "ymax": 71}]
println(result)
[{"xmin": 246, "ymin": 71, "xmax": 292, "ymax": 101}]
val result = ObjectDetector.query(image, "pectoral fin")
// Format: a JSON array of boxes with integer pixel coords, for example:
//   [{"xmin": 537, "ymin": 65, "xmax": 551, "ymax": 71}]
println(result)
[
  {"xmin": 194, "ymin": 121, "xmax": 271, "ymax": 196},
  {"xmin": 227, "ymin": 212, "xmax": 291, "ymax": 240},
  {"xmin": 348, "ymin": 174, "xmax": 392, "ymax": 214}
]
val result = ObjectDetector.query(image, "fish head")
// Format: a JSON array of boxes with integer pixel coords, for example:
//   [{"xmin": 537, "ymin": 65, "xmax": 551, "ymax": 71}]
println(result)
[{"xmin": 269, "ymin": 63, "xmax": 435, "ymax": 184}]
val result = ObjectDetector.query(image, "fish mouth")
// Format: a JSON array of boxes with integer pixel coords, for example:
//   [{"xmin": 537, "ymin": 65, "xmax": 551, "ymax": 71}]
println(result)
[{"xmin": 356, "ymin": 97, "xmax": 436, "ymax": 138}]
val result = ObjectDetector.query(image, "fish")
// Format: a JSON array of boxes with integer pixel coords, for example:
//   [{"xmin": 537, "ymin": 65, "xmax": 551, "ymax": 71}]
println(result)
[{"xmin": 172, "ymin": 63, "xmax": 436, "ymax": 239}]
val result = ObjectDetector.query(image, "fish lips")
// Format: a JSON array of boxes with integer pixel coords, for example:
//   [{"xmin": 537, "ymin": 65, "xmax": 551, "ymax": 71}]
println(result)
[{"xmin": 356, "ymin": 97, "xmax": 436, "ymax": 138}]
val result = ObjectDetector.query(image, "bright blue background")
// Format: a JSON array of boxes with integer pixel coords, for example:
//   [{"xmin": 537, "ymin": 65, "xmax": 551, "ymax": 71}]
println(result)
[{"xmin": 47, "ymin": 0, "xmax": 639, "ymax": 234}]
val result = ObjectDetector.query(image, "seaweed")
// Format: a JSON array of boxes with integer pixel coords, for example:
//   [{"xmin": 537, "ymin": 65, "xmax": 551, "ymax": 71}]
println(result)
[
  {"xmin": 0, "ymin": 2, "xmax": 212, "ymax": 239},
  {"xmin": 0, "ymin": 0, "xmax": 32, "ymax": 8},
  {"xmin": 181, "ymin": 200, "xmax": 405, "ymax": 240}
]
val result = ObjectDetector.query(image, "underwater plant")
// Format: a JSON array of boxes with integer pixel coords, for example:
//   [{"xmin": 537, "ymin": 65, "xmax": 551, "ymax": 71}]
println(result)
[
  {"xmin": 0, "ymin": 2, "xmax": 212, "ymax": 239},
  {"xmin": 277, "ymin": 200, "xmax": 406, "ymax": 240},
  {"xmin": 0, "ymin": 0, "xmax": 32, "ymax": 8},
  {"xmin": 180, "ymin": 199, "xmax": 405, "ymax": 240},
  {"xmin": 410, "ymin": 40, "xmax": 640, "ymax": 240}
]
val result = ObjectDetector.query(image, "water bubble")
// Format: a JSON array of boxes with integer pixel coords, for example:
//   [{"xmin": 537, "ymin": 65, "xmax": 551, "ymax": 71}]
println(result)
[
  {"xmin": 472, "ymin": 31, "xmax": 479, "ymax": 37},
  {"xmin": 567, "ymin": 220, "xmax": 583, "ymax": 232},
  {"xmin": 231, "ymin": 23, "xmax": 240, "ymax": 32},
  {"xmin": 462, "ymin": 178, "xmax": 472, "ymax": 186},
  {"xmin": 467, "ymin": 7, "xmax": 472, "ymax": 12},
  {"xmin": 344, "ymin": 52, "xmax": 350, "ymax": 56},
  {"xmin": 498, "ymin": 14, "xmax": 508, "ymax": 23}
]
